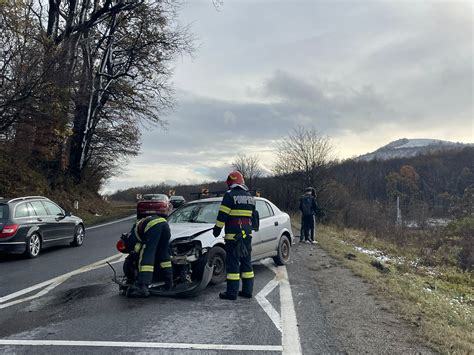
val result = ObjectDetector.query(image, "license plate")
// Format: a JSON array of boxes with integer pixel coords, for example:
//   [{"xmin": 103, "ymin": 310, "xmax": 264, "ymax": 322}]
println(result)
[{"xmin": 146, "ymin": 211, "xmax": 156, "ymax": 213}]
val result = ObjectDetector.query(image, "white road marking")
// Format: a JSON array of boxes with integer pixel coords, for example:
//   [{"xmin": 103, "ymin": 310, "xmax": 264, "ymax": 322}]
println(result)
[
  {"xmin": 255, "ymin": 278, "xmax": 282, "ymax": 332},
  {"xmin": 277, "ymin": 265, "xmax": 302, "ymax": 355},
  {"xmin": 259, "ymin": 259, "xmax": 302, "ymax": 355},
  {"xmin": 0, "ymin": 253, "xmax": 125, "ymax": 308},
  {"xmin": 86, "ymin": 215, "xmax": 135, "ymax": 230},
  {"xmin": 0, "ymin": 340, "xmax": 282, "ymax": 352}
]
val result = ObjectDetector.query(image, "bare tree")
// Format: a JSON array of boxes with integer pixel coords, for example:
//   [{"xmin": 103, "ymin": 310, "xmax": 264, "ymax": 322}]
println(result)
[
  {"xmin": 231, "ymin": 154, "xmax": 262, "ymax": 190},
  {"xmin": 1, "ymin": 0, "xmax": 193, "ymax": 188},
  {"xmin": 274, "ymin": 126, "xmax": 334, "ymax": 195}
]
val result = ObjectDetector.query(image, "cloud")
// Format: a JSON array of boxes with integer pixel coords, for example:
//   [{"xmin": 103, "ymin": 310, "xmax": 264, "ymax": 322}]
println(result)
[{"xmin": 105, "ymin": 0, "xmax": 473, "ymax": 192}]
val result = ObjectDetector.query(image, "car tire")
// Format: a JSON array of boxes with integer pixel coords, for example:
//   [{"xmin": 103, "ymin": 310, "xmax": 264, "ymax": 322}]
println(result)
[
  {"xmin": 71, "ymin": 224, "xmax": 85, "ymax": 247},
  {"xmin": 273, "ymin": 235, "xmax": 291, "ymax": 266},
  {"xmin": 207, "ymin": 246, "xmax": 227, "ymax": 285},
  {"xmin": 25, "ymin": 233, "xmax": 41, "ymax": 258}
]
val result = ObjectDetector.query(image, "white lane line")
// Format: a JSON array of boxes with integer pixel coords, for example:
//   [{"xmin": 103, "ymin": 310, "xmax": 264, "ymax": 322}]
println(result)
[
  {"xmin": 0, "ymin": 340, "xmax": 282, "ymax": 352},
  {"xmin": 260, "ymin": 259, "xmax": 302, "ymax": 355},
  {"xmin": 0, "ymin": 253, "xmax": 124, "ymax": 306},
  {"xmin": 0, "ymin": 279, "xmax": 65, "ymax": 310},
  {"xmin": 87, "ymin": 215, "xmax": 135, "ymax": 230},
  {"xmin": 277, "ymin": 265, "xmax": 302, "ymax": 355},
  {"xmin": 255, "ymin": 278, "xmax": 282, "ymax": 332}
]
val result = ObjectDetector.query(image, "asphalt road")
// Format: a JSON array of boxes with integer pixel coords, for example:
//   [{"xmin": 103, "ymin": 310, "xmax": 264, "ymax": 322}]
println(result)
[{"xmin": 0, "ymin": 217, "xmax": 426, "ymax": 354}]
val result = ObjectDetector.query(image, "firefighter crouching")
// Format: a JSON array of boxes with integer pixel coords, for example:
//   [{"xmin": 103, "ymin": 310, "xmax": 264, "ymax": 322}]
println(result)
[
  {"xmin": 213, "ymin": 171, "xmax": 259, "ymax": 300},
  {"xmin": 122, "ymin": 212, "xmax": 173, "ymax": 298}
]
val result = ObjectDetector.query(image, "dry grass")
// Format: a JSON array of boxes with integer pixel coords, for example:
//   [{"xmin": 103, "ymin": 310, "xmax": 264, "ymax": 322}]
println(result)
[{"xmin": 316, "ymin": 224, "xmax": 473, "ymax": 354}]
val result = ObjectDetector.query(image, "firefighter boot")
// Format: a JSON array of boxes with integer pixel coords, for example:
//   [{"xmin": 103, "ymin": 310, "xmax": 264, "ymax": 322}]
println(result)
[{"xmin": 126, "ymin": 282, "xmax": 150, "ymax": 298}]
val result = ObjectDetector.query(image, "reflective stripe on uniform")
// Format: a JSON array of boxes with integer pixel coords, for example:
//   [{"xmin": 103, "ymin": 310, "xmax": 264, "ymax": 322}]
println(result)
[
  {"xmin": 224, "ymin": 233, "xmax": 236, "ymax": 240},
  {"xmin": 242, "ymin": 271, "xmax": 254, "ymax": 279},
  {"xmin": 227, "ymin": 273, "xmax": 240, "ymax": 281},
  {"xmin": 219, "ymin": 205, "xmax": 231, "ymax": 214},
  {"xmin": 138, "ymin": 245, "xmax": 146, "ymax": 268},
  {"xmin": 134, "ymin": 243, "xmax": 142, "ymax": 253},
  {"xmin": 215, "ymin": 220, "xmax": 225, "ymax": 228},
  {"xmin": 160, "ymin": 261, "xmax": 172, "ymax": 268},
  {"xmin": 229, "ymin": 209, "xmax": 252, "ymax": 217},
  {"xmin": 140, "ymin": 265, "xmax": 154, "ymax": 272},
  {"xmin": 144, "ymin": 217, "xmax": 166, "ymax": 233}
]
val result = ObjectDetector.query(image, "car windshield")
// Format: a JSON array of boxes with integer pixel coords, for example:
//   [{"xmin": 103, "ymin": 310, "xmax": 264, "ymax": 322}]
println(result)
[
  {"xmin": 0, "ymin": 204, "xmax": 8, "ymax": 220},
  {"xmin": 168, "ymin": 201, "xmax": 220, "ymax": 224},
  {"xmin": 142, "ymin": 194, "xmax": 167, "ymax": 201}
]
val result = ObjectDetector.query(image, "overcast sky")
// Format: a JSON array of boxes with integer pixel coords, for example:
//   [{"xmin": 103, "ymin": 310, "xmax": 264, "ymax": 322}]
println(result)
[{"xmin": 105, "ymin": 0, "xmax": 473, "ymax": 192}]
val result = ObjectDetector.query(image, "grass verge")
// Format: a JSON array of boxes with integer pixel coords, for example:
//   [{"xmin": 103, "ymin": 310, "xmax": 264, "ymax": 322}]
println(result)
[{"xmin": 316, "ymin": 224, "xmax": 473, "ymax": 354}]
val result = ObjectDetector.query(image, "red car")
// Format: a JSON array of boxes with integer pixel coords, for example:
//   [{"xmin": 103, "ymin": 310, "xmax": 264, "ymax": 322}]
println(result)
[{"xmin": 137, "ymin": 194, "xmax": 173, "ymax": 219}]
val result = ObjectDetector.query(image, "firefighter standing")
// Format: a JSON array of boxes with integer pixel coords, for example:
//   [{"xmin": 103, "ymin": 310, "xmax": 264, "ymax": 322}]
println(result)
[
  {"xmin": 126, "ymin": 213, "xmax": 173, "ymax": 298},
  {"xmin": 213, "ymin": 171, "xmax": 258, "ymax": 300}
]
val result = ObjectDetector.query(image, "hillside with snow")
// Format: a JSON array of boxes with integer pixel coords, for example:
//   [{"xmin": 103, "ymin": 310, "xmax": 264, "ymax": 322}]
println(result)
[{"xmin": 356, "ymin": 138, "xmax": 472, "ymax": 161}]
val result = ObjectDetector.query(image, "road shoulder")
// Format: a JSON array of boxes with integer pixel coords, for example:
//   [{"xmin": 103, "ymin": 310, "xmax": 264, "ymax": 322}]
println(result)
[{"xmin": 290, "ymin": 224, "xmax": 435, "ymax": 354}]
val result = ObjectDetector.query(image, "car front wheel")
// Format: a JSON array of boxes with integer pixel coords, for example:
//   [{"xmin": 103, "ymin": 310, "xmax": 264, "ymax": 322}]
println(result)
[
  {"xmin": 273, "ymin": 235, "xmax": 291, "ymax": 266},
  {"xmin": 207, "ymin": 246, "xmax": 226, "ymax": 285},
  {"xmin": 25, "ymin": 233, "xmax": 41, "ymax": 258},
  {"xmin": 71, "ymin": 224, "xmax": 85, "ymax": 247}
]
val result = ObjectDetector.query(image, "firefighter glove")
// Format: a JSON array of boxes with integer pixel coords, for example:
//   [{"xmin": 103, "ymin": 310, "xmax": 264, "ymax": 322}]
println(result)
[{"xmin": 212, "ymin": 226, "xmax": 221, "ymax": 238}]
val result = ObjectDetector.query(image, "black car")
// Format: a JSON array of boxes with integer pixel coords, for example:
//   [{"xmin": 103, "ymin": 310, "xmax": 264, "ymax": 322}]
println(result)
[
  {"xmin": 0, "ymin": 196, "xmax": 84, "ymax": 258},
  {"xmin": 169, "ymin": 195, "xmax": 186, "ymax": 208}
]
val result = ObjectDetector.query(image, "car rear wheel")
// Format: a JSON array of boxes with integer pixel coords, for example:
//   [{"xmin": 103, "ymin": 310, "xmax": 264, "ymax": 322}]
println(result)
[
  {"xmin": 207, "ymin": 246, "xmax": 226, "ymax": 285},
  {"xmin": 71, "ymin": 224, "xmax": 85, "ymax": 247},
  {"xmin": 273, "ymin": 235, "xmax": 291, "ymax": 266},
  {"xmin": 25, "ymin": 233, "xmax": 41, "ymax": 258}
]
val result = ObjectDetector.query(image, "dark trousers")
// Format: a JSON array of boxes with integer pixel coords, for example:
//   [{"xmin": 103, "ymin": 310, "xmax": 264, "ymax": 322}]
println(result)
[
  {"xmin": 137, "ymin": 232, "xmax": 172, "ymax": 285},
  {"xmin": 302, "ymin": 215, "xmax": 315, "ymax": 241},
  {"xmin": 224, "ymin": 236, "xmax": 254, "ymax": 296}
]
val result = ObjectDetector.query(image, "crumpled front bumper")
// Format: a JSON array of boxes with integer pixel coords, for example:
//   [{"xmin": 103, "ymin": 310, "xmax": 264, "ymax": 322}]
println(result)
[{"xmin": 111, "ymin": 263, "xmax": 214, "ymax": 297}]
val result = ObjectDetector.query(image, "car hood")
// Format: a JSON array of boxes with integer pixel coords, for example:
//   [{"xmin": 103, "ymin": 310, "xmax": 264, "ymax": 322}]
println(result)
[
  {"xmin": 169, "ymin": 223, "xmax": 220, "ymax": 248},
  {"xmin": 169, "ymin": 223, "xmax": 213, "ymax": 240}
]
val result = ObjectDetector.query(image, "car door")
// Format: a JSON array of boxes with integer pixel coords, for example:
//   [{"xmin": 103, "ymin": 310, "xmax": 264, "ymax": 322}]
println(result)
[
  {"xmin": 251, "ymin": 200, "xmax": 277, "ymax": 257},
  {"xmin": 29, "ymin": 200, "xmax": 55, "ymax": 242},
  {"xmin": 41, "ymin": 200, "xmax": 72, "ymax": 241},
  {"xmin": 13, "ymin": 202, "xmax": 39, "ymax": 238},
  {"xmin": 257, "ymin": 200, "xmax": 280, "ymax": 253}
]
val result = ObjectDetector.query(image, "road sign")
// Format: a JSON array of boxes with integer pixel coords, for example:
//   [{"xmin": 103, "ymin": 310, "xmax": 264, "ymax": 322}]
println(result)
[
  {"xmin": 136, "ymin": 194, "xmax": 142, "ymax": 200},
  {"xmin": 168, "ymin": 189, "xmax": 176, "ymax": 197},
  {"xmin": 201, "ymin": 188, "xmax": 209, "ymax": 196},
  {"xmin": 73, "ymin": 200, "xmax": 79, "ymax": 210},
  {"xmin": 256, "ymin": 191, "xmax": 261, "ymax": 197}
]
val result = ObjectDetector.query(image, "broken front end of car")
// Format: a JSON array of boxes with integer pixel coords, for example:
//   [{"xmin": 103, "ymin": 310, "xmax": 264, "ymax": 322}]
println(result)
[{"xmin": 111, "ymin": 232, "xmax": 214, "ymax": 296}]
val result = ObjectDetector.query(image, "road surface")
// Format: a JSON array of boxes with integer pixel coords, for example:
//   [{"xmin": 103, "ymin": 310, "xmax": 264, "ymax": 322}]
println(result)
[{"xmin": 0, "ymin": 216, "xmax": 432, "ymax": 354}]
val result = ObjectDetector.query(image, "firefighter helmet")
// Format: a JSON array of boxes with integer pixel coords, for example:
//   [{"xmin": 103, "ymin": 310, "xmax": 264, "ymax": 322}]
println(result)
[{"xmin": 226, "ymin": 170, "xmax": 245, "ymax": 186}]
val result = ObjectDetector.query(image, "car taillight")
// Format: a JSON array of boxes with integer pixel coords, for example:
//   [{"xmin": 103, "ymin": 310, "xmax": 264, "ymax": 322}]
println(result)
[{"xmin": 0, "ymin": 224, "xmax": 19, "ymax": 238}]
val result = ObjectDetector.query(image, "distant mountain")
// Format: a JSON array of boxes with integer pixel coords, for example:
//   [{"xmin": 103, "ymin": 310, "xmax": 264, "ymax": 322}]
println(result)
[{"xmin": 356, "ymin": 138, "xmax": 472, "ymax": 161}]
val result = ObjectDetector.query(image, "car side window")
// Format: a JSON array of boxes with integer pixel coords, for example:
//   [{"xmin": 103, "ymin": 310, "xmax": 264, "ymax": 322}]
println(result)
[
  {"xmin": 43, "ymin": 201, "xmax": 63, "ymax": 216},
  {"xmin": 256, "ymin": 200, "xmax": 271, "ymax": 219},
  {"xmin": 265, "ymin": 202, "xmax": 275, "ymax": 216},
  {"xmin": 14, "ymin": 203, "xmax": 29, "ymax": 218},
  {"xmin": 31, "ymin": 201, "xmax": 48, "ymax": 216},
  {"xmin": 26, "ymin": 203, "xmax": 37, "ymax": 216}
]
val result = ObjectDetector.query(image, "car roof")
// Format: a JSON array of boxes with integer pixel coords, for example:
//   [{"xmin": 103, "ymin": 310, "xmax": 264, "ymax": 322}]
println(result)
[
  {"xmin": 188, "ymin": 196, "xmax": 268, "ymax": 203},
  {"xmin": 0, "ymin": 196, "xmax": 49, "ymax": 204}
]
